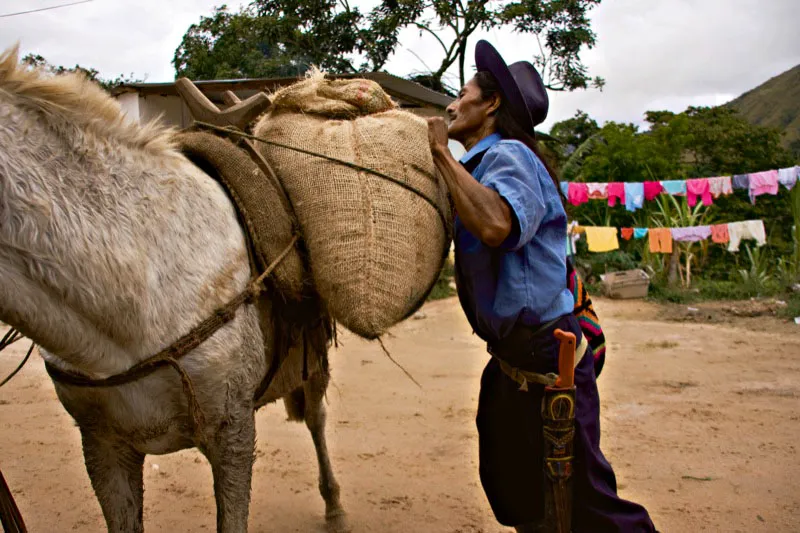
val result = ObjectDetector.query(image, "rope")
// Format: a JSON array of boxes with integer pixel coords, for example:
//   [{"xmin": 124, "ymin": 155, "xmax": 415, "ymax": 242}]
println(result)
[
  {"xmin": 0, "ymin": 340, "xmax": 35, "ymax": 389},
  {"xmin": 194, "ymin": 121, "xmax": 451, "ymax": 239},
  {"xmin": 377, "ymin": 337, "xmax": 422, "ymax": 389},
  {"xmin": 45, "ymin": 235, "xmax": 299, "ymax": 437},
  {"xmin": 0, "ymin": 328, "xmax": 22, "ymax": 350}
]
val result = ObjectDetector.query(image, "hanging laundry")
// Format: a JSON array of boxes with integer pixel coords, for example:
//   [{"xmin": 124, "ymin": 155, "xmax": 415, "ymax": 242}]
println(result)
[
  {"xmin": 643, "ymin": 181, "xmax": 664, "ymax": 201},
  {"xmin": 633, "ymin": 228, "xmax": 648, "ymax": 239},
  {"xmin": 727, "ymin": 220, "xmax": 766, "ymax": 252},
  {"xmin": 710, "ymin": 224, "xmax": 729, "ymax": 244},
  {"xmin": 731, "ymin": 174, "xmax": 750, "ymax": 190},
  {"xmin": 624, "ymin": 182, "xmax": 645, "ymax": 212},
  {"xmin": 560, "ymin": 181, "xmax": 570, "ymax": 197},
  {"xmin": 777, "ymin": 166, "xmax": 799, "ymax": 190},
  {"xmin": 607, "ymin": 182, "xmax": 625, "ymax": 207},
  {"xmin": 708, "ymin": 176, "xmax": 733, "ymax": 198},
  {"xmin": 568, "ymin": 182, "xmax": 589, "ymax": 206},
  {"xmin": 660, "ymin": 180, "xmax": 686, "ymax": 196},
  {"xmin": 686, "ymin": 178, "xmax": 713, "ymax": 207},
  {"xmin": 584, "ymin": 226, "xmax": 619, "ymax": 252},
  {"xmin": 587, "ymin": 182, "xmax": 608, "ymax": 199},
  {"xmin": 671, "ymin": 226, "xmax": 712, "ymax": 242},
  {"xmin": 620, "ymin": 228, "xmax": 634, "ymax": 240},
  {"xmin": 748, "ymin": 170, "xmax": 779, "ymax": 204},
  {"xmin": 648, "ymin": 228, "xmax": 673, "ymax": 254}
]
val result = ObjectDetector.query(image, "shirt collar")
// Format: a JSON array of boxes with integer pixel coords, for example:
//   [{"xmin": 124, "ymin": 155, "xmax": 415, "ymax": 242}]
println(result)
[{"xmin": 459, "ymin": 132, "xmax": 502, "ymax": 165}]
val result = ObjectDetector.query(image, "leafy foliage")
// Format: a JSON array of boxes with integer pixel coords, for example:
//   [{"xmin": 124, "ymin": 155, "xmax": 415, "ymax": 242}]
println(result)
[
  {"xmin": 21, "ymin": 53, "xmax": 144, "ymax": 91},
  {"xmin": 174, "ymin": 0, "xmax": 606, "ymax": 93},
  {"xmin": 737, "ymin": 244, "xmax": 773, "ymax": 295},
  {"xmin": 499, "ymin": 0, "xmax": 604, "ymax": 91},
  {"xmin": 372, "ymin": 0, "xmax": 605, "ymax": 90},
  {"xmin": 173, "ymin": 3, "xmax": 372, "ymax": 79},
  {"xmin": 547, "ymin": 109, "xmax": 600, "ymax": 168}
]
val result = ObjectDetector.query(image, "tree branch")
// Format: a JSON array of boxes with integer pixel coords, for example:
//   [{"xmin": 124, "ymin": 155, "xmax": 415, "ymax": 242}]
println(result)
[{"xmin": 414, "ymin": 21, "xmax": 449, "ymax": 55}]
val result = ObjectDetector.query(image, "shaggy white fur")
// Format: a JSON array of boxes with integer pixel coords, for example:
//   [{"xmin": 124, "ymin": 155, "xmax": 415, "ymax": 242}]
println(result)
[{"xmin": 0, "ymin": 45, "xmax": 348, "ymax": 533}]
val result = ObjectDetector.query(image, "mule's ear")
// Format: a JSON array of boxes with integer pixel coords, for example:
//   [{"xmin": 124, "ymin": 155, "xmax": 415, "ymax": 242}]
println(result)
[{"xmin": 176, "ymin": 78, "xmax": 271, "ymax": 130}]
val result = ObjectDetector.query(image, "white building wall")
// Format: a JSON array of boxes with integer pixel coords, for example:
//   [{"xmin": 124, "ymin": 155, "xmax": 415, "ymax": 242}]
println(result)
[
  {"xmin": 116, "ymin": 92, "xmax": 140, "ymax": 122},
  {"xmin": 139, "ymin": 95, "xmax": 189, "ymax": 128}
]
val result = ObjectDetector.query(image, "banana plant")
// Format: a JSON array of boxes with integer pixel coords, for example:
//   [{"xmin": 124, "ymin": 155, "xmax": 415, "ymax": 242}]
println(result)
[
  {"xmin": 738, "ymin": 243, "xmax": 773, "ymax": 295},
  {"xmin": 649, "ymin": 193, "xmax": 711, "ymax": 287}
]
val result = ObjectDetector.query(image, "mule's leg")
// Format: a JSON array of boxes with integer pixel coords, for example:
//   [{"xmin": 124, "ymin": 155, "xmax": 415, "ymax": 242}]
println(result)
[
  {"xmin": 303, "ymin": 371, "xmax": 349, "ymax": 533},
  {"xmin": 80, "ymin": 431, "xmax": 145, "ymax": 533},
  {"xmin": 203, "ymin": 407, "xmax": 256, "ymax": 533}
]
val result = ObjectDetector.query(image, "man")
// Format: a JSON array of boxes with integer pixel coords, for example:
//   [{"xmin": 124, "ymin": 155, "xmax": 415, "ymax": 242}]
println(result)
[{"xmin": 426, "ymin": 40, "xmax": 657, "ymax": 532}]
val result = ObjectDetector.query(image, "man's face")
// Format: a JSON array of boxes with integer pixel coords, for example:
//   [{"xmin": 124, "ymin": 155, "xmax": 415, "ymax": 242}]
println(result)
[{"xmin": 446, "ymin": 77, "xmax": 494, "ymax": 143}]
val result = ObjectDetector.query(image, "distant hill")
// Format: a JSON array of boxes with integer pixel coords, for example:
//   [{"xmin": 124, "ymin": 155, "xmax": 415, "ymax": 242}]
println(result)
[{"xmin": 727, "ymin": 64, "xmax": 800, "ymax": 156}]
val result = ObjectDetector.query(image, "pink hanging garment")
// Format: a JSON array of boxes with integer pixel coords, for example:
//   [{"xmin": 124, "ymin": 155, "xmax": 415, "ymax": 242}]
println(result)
[
  {"xmin": 643, "ymin": 181, "xmax": 664, "ymax": 201},
  {"xmin": 748, "ymin": 170, "xmax": 779, "ymax": 204},
  {"xmin": 568, "ymin": 182, "xmax": 589, "ymax": 206},
  {"xmin": 607, "ymin": 182, "xmax": 625, "ymax": 206},
  {"xmin": 686, "ymin": 178, "xmax": 713, "ymax": 207}
]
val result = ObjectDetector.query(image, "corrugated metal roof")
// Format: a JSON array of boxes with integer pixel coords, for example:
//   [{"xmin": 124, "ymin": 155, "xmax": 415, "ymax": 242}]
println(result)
[{"xmin": 113, "ymin": 72, "xmax": 453, "ymax": 110}]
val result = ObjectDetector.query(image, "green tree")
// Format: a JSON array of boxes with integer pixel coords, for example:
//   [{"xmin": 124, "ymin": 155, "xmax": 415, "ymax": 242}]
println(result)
[
  {"xmin": 174, "ymin": 0, "xmax": 605, "ymax": 93},
  {"xmin": 550, "ymin": 110, "xmax": 599, "ymax": 149},
  {"xmin": 547, "ymin": 109, "xmax": 600, "ymax": 172},
  {"xmin": 361, "ymin": 0, "xmax": 605, "ymax": 90},
  {"xmin": 173, "ymin": 1, "xmax": 400, "ymax": 80},
  {"xmin": 21, "ymin": 53, "xmax": 143, "ymax": 91}
]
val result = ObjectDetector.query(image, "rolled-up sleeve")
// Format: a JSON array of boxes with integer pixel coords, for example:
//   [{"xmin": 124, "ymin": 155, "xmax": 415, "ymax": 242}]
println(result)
[{"xmin": 479, "ymin": 142, "xmax": 547, "ymax": 251}]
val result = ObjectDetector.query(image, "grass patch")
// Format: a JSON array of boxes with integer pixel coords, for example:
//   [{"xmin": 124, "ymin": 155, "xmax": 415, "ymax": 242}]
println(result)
[
  {"xmin": 776, "ymin": 291, "xmax": 800, "ymax": 319},
  {"xmin": 647, "ymin": 279, "xmax": 786, "ymax": 304}
]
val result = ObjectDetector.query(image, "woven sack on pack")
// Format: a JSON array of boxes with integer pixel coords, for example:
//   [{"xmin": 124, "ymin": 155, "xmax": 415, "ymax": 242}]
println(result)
[{"xmin": 253, "ymin": 72, "xmax": 450, "ymax": 338}]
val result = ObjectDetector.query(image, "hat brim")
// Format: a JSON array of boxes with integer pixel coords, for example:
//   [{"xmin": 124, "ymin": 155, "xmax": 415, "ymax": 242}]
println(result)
[{"xmin": 474, "ymin": 40, "xmax": 534, "ymax": 133}]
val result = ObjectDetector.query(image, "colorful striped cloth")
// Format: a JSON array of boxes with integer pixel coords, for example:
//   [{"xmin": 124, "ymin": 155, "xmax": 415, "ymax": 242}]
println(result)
[{"xmin": 567, "ymin": 261, "xmax": 607, "ymax": 377}]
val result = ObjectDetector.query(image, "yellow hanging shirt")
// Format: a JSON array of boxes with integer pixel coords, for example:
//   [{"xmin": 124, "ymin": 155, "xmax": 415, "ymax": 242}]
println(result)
[{"xmin": 584, "ymin": 226, "xmax": 619, "ymax": 253}]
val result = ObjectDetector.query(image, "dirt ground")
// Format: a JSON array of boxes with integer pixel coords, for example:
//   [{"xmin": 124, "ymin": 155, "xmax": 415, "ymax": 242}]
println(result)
[{"xmin": 1, "ymin": 296, "xmax": 799, "ymax": 532}]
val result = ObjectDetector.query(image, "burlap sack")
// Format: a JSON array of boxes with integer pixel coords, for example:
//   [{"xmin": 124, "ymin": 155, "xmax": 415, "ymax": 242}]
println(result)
[
  {"xmin": 253, "ymin": 74, "xmax": 451, "ymax": 338},
  {"xmin": 174, "ymin": 131, "xmax": 307, "ymax": 299}
]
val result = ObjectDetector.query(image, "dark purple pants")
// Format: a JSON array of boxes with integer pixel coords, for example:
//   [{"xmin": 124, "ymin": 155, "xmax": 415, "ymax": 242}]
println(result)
[{"xmin": 476, "ymin": 314, "xmax": 656, "ymax": 532}]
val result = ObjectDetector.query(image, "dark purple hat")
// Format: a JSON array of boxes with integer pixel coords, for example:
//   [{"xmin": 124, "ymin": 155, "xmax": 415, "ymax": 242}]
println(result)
[{"xmin": 475, "ymin": 40, "xmax": 549, "ymax": 132}]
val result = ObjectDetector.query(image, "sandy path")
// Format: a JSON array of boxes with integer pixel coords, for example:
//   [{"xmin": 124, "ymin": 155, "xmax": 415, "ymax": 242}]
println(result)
[{"xmin": 1, "ymin": 297, "xmax": 799, "ymax": 532}]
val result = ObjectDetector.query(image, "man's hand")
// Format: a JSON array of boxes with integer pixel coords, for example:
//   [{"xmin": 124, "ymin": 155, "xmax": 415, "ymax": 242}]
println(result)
[{"xmin": 426, "ymin": 117, "xmax": 450, "ymax": 156}]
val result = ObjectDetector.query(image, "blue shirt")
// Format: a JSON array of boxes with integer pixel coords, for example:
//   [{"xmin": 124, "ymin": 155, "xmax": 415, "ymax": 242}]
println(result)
[{"xmin": 454, "ymin": 133, "xmax": 573, "ymax": 342}]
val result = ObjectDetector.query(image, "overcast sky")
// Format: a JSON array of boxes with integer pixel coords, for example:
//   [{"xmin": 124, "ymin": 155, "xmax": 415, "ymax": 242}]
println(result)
[{"xmin": 2, "ymin": 0, "xmax": 798, "ymax": 131}]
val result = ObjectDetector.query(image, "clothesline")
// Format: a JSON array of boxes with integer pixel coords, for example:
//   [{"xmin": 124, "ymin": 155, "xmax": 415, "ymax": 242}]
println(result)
[
  {"xmin": 561, "ymin": 166, "xmax": 800, "ymax": 211},
  {"xmin": 567, "ymin": 219, "xmax": 766, "ymax": 254}
]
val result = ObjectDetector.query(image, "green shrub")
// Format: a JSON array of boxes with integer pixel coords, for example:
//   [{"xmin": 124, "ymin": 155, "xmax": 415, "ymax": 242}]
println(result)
[
  {"xmin": 777, "ymin": 292, "xmax": 800, "ymax": 319},
  {"xmin": 647, "ymin": 281, "xmax": 692, "ymax": 303},
  {"xmin": 585, "ymin": 250, "xmax": 639, "ymax": 281}
]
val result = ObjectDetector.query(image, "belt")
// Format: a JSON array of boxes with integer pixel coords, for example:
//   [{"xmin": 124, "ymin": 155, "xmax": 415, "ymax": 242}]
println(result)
[{"xmin": 493, "ymin": 336, "xmax": 588, "ymax": 392}]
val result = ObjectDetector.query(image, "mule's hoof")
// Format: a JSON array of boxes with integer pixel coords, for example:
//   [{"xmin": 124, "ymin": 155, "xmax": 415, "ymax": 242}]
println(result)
[{"xmin": 325, "ymin": 510, "xmax": 351, "ymax": 533}]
